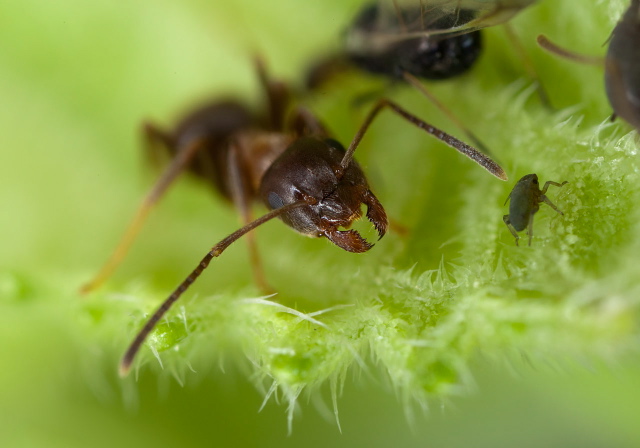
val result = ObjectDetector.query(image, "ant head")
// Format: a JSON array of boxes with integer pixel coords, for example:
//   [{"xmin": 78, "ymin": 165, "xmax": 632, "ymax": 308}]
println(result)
[{"xmin": 260, "ymin": 137, "xmax": 387, "ymax": 253}]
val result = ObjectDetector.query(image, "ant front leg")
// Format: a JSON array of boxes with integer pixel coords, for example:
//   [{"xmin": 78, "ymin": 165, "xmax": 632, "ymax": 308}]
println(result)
[
  {"xmin": 80, "ymin": 127, "xmax": 209, "ymax": 294},
  {"xmin": 289, "ymin": 106, "xmax": 328, "ymax": 138},
  {"xmin": 255, "ymin": 57, "xmax": 290, "ymax": 131}
]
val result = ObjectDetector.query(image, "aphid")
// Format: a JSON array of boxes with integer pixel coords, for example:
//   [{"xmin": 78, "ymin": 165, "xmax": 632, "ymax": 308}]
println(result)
[
  {"xmin": 79, "ymin": 59, "xmax": 506, "ymax": 375},
  {"xmin": 503, "ymin": 174, "xmax": 567, "ymax": 246},
  {"xmin": 537, "ymin": 0, "xmax": 640, "ymax": 131},
  {"xmin": 307, "ymin": 0, "xmax": 542, "ymax": 153}
]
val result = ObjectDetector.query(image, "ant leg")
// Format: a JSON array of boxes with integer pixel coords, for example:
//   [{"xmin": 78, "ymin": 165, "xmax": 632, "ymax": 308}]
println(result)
[
  {"xmin": 402, "ymin": 72, "xmax": 493, "ymax": 156},
  {"xmin": 388, "ymin": 218, "xmax": 410, "ymax": 237},
  {"xmin": 304, "ymin": 54, "xmax": 352, "ymax": 91},
  {"xmin": 503, "ymin": 215, "xmax": 520, "ymax": 246},
  {"xmin": 503, "ymin": 25, "xmax": 553, "ymax": 109},
  {"xmin": 254, "ymin": 57, "xmax": 290, "ymax": 131},
  {"xmin": 80, "ymin": 127, "xmax": 208, "ymax": 294},
  {"xmin": 536, "ymin": 34, "xmax": 604, "ymax": 66},
  {"xmin": 289, "ymin": 106, "xmax": 328, "ymax": 138},
  {"xmin": 541, "ymin": 180, "xmax": 568, "ymax": 195},
  {"xmin": 226, "ymin": 140, "xmax": 273, "ymax": 294},
  {"xmin": 338, "ymin": 98, "xmax": 508, "ymax": 180}
]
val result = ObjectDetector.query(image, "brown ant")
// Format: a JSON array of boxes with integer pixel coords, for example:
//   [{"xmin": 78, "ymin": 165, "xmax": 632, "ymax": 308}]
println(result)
[
  {"xmin": 503, "ymin": 174, "xmax": 567, "ymax": 246},
  {"xmin": 79, "ymin": 59, "xmax": 506, "ymax": 376},
  {"xmin": 537, "ymin": 0, "xmax": 640, "ymax": 131},
  {"xmin": 306, "ymin": 0, "xmax": 546, "ymax": 154}
]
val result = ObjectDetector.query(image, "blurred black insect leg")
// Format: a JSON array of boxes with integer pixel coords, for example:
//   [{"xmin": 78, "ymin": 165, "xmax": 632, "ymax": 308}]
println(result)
[{"xmin": 503, "ymin": 24, "xmax": 553, "ymax": 109}]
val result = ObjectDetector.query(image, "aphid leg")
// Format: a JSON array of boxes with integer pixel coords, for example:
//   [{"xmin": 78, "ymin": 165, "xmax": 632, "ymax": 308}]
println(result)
[
  {"xmin": 536, "ymin": 35, "xmax": 604, "ymax": 66},
  {"xmin": 527, "ymin": 213, "xmax": 535, "ymax": 247},
  {"xmin": 255, "ymin": 56, "xmax": 290, "ymax": 131},
  {"xmin": 80, "ymin": 132, "xmax": 209, "ymax": 295},
  {"xmin": 402, "ymin": 72, "xmax": 493, "ymax": 156},
  {"xmin": 118, "ymin": 200, "xmax": 310, "ymax": 377},
  {"xmin": 527, "ymin": 214, "xmax": 534, "ymax": 247},
  {"xmin": 503, "ymin": 215, "xmax": 520, "ymax": 246},
  {"xmin": 226, "ymin": 140, "xmax": 273, "ymax": 294},
  {"xmin": 338, "ymin": 98, "xmax": 508, "ymax": 181},
  {"xmin": 541, "ymin": 180, "xmax": 568, "ymax": 195},
  {"xmin": 541, "ymin": 196, "xmax": 564, "ymax": 216},
  {"xmin": 503, "ymin": 25, "xmax": 553, "ymax": 109}
]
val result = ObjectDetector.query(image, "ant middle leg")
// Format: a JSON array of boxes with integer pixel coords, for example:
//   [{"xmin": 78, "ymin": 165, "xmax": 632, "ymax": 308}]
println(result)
[
  {"xmin": 80, "ymin": 126, "xmax": 208, "ymax": 294},
  {"xmin": 226, "ymin": 140, "xmax": 273, "ymax": 294}
]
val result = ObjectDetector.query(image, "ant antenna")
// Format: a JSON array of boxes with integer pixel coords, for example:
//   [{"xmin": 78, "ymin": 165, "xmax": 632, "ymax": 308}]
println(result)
[
  {"xmin": 338, "ymin": 98, "xmax": 507, "ymax": 181},
  {"xmin": 119, "ymin": 199, "xmax": 309, "ymax": 377},
  {"xmin": 402, "ymin": 71, "xmax": 493, "ymax": 155}
]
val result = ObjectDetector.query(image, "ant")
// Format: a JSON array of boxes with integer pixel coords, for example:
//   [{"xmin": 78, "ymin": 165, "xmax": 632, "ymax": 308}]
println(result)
[
  {"xmin": 537, "ymin": 0, "xmax": 640, "ymax": 131},
  {"xmin": 79, "ymin": 59, "xmax": 507, "ymax": 376},
  {"xmin": 306, "ymin": 0, "xmax": 545, "ymax": 154},
  {"xmin": 503, "ymin": 174, "xmax": 567, "ymax": 246}
]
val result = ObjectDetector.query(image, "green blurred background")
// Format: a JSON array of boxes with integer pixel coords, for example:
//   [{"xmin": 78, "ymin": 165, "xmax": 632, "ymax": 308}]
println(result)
[{"xmin": 2, "ymin": 0, "xmax": 640, "ymax": 446}]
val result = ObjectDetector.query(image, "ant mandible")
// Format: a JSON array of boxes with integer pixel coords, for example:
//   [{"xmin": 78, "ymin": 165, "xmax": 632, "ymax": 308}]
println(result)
[{"xmin": 79, "ymin": 58, "xmax": 507, "ymax": 376}]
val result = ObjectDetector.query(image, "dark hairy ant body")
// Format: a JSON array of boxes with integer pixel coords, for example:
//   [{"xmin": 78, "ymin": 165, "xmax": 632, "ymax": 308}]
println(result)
[
  {"xmin": 307, "ymin": 0, "xmax": 541, "ymax": 154},
  {"xmin": 344, "ymin": 3, "xmax": 483, "ymax": 82},
  {"xmin": 537, "ymin": 0, "xmax": 640, "ymax": 131},
  {"xmin": 80, "ymin": 59, "xmax": 506, "ymax": 375},
  {"xmin": 503, "ymin": 174, "xmax": 567, "ymax": 246}
]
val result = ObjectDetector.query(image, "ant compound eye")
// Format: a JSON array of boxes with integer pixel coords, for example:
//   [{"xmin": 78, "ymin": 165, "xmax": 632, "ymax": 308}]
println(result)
[
  {"xmin": 268, "ymin": 191, "xmax": 285, "ymax": 210},
  {"xmin": 533, "ymin": 179, "xmax": 538, "ymax": 184}
]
